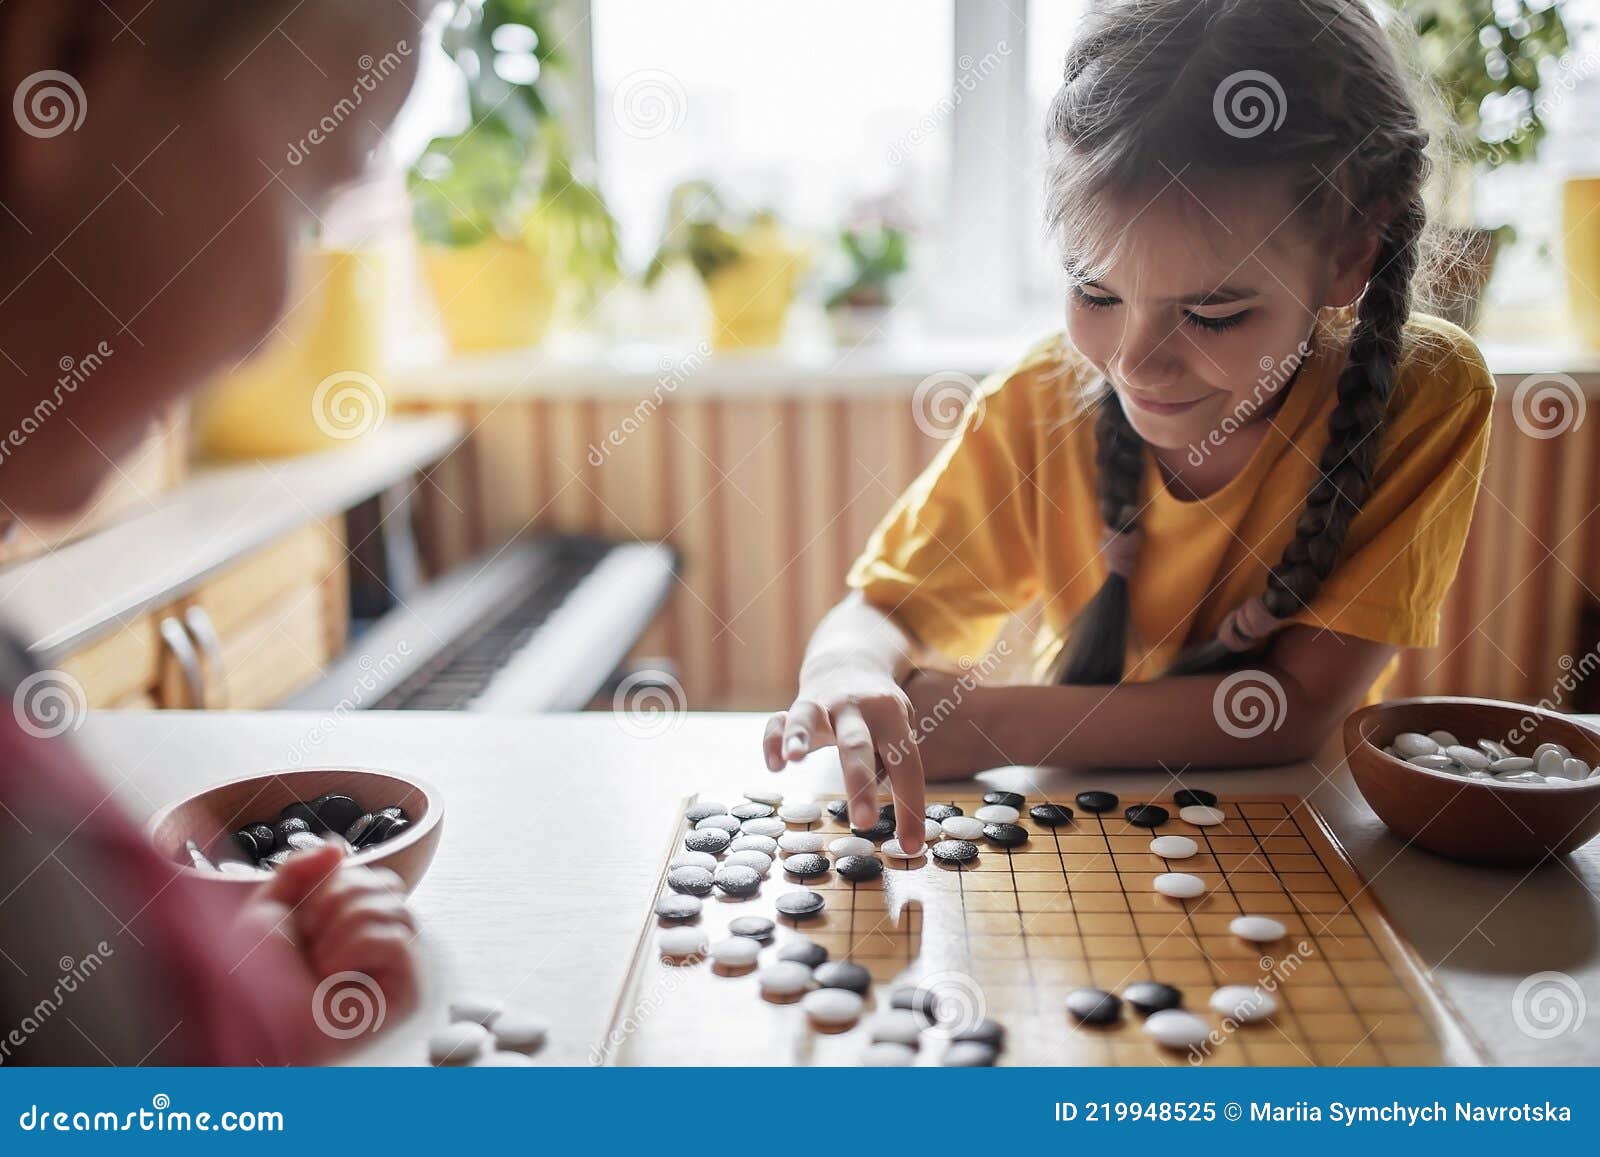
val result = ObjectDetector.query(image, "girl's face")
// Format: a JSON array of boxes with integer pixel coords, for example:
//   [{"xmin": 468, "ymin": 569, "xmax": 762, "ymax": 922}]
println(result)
[
  {"xmin": 1063, "ymin": 175, "xmax": 1374, "ymax": 454},
  {"xmin": 0, "ymin": 1, "xmax": 420, "ymax": 515}
]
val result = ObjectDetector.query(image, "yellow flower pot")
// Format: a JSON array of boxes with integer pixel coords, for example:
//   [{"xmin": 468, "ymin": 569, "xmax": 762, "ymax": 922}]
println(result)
[
  {"xmin": 194, "ymin": 247, "xmax": 387, "ymax": 458},
  {"xmin": 704, "ymin": 227, "xmax": 807, "ymax": 350},
  {"xmin": 421, "ymin": 235, "xmax": 559, "ymax": 353},
  {"xmin": 1564, "ymin": 176, "xmax": 1600, "ymax": 350}
]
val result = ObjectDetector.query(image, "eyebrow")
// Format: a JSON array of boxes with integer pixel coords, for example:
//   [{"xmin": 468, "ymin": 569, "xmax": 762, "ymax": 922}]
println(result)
[{"xmin": 1077, "ymin": 278, "xmax": 1262, "ymax": 307}]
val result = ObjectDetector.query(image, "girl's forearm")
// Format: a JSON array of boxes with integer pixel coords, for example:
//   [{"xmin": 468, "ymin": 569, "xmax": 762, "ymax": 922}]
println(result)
[
  {"xmin": 800, "ymin": 592, "xmax": 919, "ymax": 682},
  {"xmin": 967, "ymin": 665, "xmax": 1330, "ymax": 771}
]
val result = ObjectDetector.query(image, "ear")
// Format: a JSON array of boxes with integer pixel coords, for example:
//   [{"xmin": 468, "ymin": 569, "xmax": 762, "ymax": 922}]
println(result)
[
  {"xmin": 0, "ymin": 0, "xmax": 127, "ymax": 212},
  {"xmin": 1325, "ymin": 223, "xmax": 1384, "ymax": 311}
]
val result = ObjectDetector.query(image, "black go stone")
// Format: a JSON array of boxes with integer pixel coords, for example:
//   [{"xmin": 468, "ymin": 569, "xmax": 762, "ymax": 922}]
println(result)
[
  {"xmin": 1124, "ymin": 804, "xmax": 1170, "ymax": 828},
  {"xmin": 1076, "ymin": 791, "xmax": 1118, "ymax": 813},
  {"xmin": 246, "ymin": 822, "xmax": 274, "ymax": 850},
  {"xmin": 925, "ymin": 803, "xmax": 963, "ymax": 821},
  {"xmin": 982, "ymin": 822, "xmax": 1029, "ymax": 848},
  {"xmin": 815, "ymin": 961, "xmax": 872, "ymax": 994},
  {"xmin": 353, "ymin": 813, "xmax": 399, "ymax": 848},
  {"xmin": 932, "ymin": 840, "xmax": 978, "ymax": 865},
  {"xmin": 311, "ymin": 794, "xmax": 363, "ymax": 834},
  {"xmin": 666, "ymin": 867, "xmax": 714, "ymax": 896},
  {"xmin": 233, "ymin": 828, "xmax": 264, "ymax": 860},
  {"xmin": 279, "ymin": 801, "xmax": 325, "ymax": 834},
  {"xmin": 378, "ymin": 805, "xmax": 407, "ymax": 821},
  {"xmin": 1174, "ymin": 789, "xmax": 1218, "ymax": 808},
  {"xmin": 942, "ymin": 1041, "xmax": 998, "ymax": 1067},
  {"xmin": 778, "ymin": 939, "xmax": 828, "ymax": 967},
  {"xmin": 713, "ymin": 866, "xmax": 762, "ymax": 897},
  {"xmin": 952, "ymin": 1018, "xmax": 1006, "ymax": 1048},
  {"xmin": 782, "ymin": 853, "xmax": 830, "ymax": 878},
  {"xmin": 826, "ymin": 800, "xmax": 851, "ymax": 822},
  {"xmin": 731, "ymin": 802, "xmax": 773, "ymax": 820},
  {"xmin": 983, "ymin": 791, "xmax": 1025, "ymax": 809},
  {"xmin": 1030, "ymin": 803, "xmax": 1074, "ymax": 827},
  {"xmin": 273, "ymin": 817, "xmax": 311, "ymax": 849},
  {"xmin": 851, "ymin": 816, "xmax": 895, "ymax": 841},
  {"xmin": 878, "ymin": 803, "xmax": 898, "ymax": 821},
  {"xmin": 890, "ymin": 987, "xmax": 938, "ymax": 1020},
  {"xmin": 775, "ymin": 890, "xmax": 826, "ymax": 918},
  {"xmin": 655, "ymin": 894, "xmax": 702, "ymax": 921},
  {"xmin": 835, "ymin": 854, "xmax": 884, "ymax": 882},
  {"xmin": 1123, "ymin": 981, "xmax": 1183, "ymax": 1016},
  {"xmin": 685, "ymin": 801, "xmax": 725, "ymax": 823},
  {"xmin": 1065, "ymin": 987, "xmax": 1122, "ymax": 1025},
  {"xmin": 343, "ymin": 813, "xmax": 376, "ymax": 847},
  {"xmin": 684, "ymin": 828, "xmax": 732, "ymax": 854},
  {"xmin": 729, "ymin": 916, "xmax": 775, "ymax": 940}
]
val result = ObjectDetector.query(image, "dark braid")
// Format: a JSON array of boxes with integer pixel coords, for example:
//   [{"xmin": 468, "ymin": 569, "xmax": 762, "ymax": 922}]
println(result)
[{"xmin": 1044, "ymin": 0, "xmax": 1441, "ymax": 686}]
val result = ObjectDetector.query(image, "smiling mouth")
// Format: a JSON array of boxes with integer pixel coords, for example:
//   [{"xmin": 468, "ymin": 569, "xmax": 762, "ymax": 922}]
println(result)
[{"xmin": 1124, "ymin": 391, "xmax": 1209, "ymax": 415}]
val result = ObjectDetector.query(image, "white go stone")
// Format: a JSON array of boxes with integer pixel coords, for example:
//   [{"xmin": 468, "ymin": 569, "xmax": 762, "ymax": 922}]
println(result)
[
  {"xmin": 1489, "ymin": 756, "xmax": 1534, "ymax": 773},
  {"xmin": 710, "ymin": 937, "xmax": 762, "ymax": 968},
  {"xmin": 801, "ymin": 987, "xmax": 865, "ymax": 1026},
  {"xmin": 882, "ymin": 838, "xmax": 926, "ymax": 860},
  {"xmin": 1562, "ymin": 756, "xmax": 1592, "ymax": 781},
  {"xmin": 1407, "ymin": 753, "xmax": 1455, "ymax": 771},
  {"xmin": 1143, "ymin": 1009, "xmax": 1211, "ymax": 1050},
  {"xmin": 730, "ymin": 834, "xmax": 779, "ymax": 855},
  {"xmin": 741, "ymin": 817, "xmax": 786, "ymax": 837},
  {"xmin": 724, "ymin": 850, "xmax": 773, "ymax": 875},
  {"xmin": 758, "ymin": 961, "xmax": 813, "ymax": 997},
  {"xmin": 1230, "ymin": 915, "xmax": 1286, "ymax": 943},
  {"xmin": 1150, "ymin": 835, "xmax": 1199, "ymax": 859},
  {"xmin": 779, "ymin": 801, "xmax": 822, "ymax": 824},
  {"xmin": 941, "ymin": 816, "xmax": 985, "ymax": 840},
  {"xmin": 1153, "ymin": 872, "xmax": 1206, "ymax": 899},
  {"xmin": 923, "ymin": 818, "xmax": 943, "ymax": 842},
  {"xmin": 829, "ymin": 836, "xmax": 875, "ymax": 857},
  {"xmin": 1478, "ymin": 739, "xmax": 1512, "ymax": 761},
  {"xmin": 859, "ymin": 1041, "xmax": 916, "ymax": 1066},
  {"xmin": 659, "ymin": 927, "xmax": 707, "ymax": 960},
  {"xmin": 869, "ymin": 1011, "xmax": 925, "ymax": 1046},
  {"xmin": 1426, "ymin": 730, "xmax": 1460, "ymax": 748},
  {"xmin": 1393, "ymin": 732, "xmax": 1441, "ymax": 758},
  {"xmin": 1467, "ymin": 770, "xmax": 1493, "ymax": 780},
  {"xmin": 1537, "ymin": 748, "xmax": 1568, "ymax": 778},
  {"xmin": 491, "ymin": 1015, "xmax": 548, "ymax": 1054},
  {"xmin": 694, "ymin": 814, "xmax": 741, "ymax": 833},
  {"xmin": 1178, "ymin": 805, "xmax": 1226, "ymax": 826},
  {"xmin": 448, "ymin": 997, "xmax": 504, "ymax": 1027},
  {"xmin": 778, "ymin": 831, "xmax": 826, "ymax": 853},
  {"xmin": 429, "ymin": 1021, "xmax": 492, "ymax": 1066},
  {"xmin": 1534, "ymin": 742, "xmax": 1572, "ymax": 763},
  {"xmin": 1444, "ymin": 745, "xmax": 1490, "ymax": 770},
  {"xmin": 1498, "ymin": 772, "xmax": 1545, "ymax": 785},
  {"xmin": 974, "ymin": 804, "xmax": 1020, "ymax": 824},
  {"xmin": 670, "ymin": 851, "xmax": 718, "ymax": 871},
  {"xmin": 1210, "ymin": 986, "xmax": 1276, "ymax": 1023},
  {"xmin": 744, "ymin": 789, "xmax": 784, "ymax": 806}
]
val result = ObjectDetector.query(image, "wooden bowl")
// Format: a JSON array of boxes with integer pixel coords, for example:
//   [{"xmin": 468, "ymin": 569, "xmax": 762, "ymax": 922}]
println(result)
[
  {"xmin": 1343, "ymin": 696, "xmax": 1600, "ymax": 867},
  {"xmin": 148, "ymin": 766, "xmax": 443, "ymax": 893}
]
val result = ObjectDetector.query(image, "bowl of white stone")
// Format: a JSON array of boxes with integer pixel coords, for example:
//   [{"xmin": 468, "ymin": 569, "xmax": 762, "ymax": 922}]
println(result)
[{"xmin": 1344, "ymin": 696, "xmax": 1600, "ymax": 866}]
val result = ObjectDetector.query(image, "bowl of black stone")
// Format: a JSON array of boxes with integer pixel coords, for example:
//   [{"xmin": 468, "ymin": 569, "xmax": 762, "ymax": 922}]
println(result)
[{"xmin": 148, "ymin": 767, "xmax": 443, "ymax": 893}]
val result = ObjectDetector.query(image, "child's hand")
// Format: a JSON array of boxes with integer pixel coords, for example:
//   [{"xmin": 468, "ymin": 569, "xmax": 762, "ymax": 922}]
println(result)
[
  {"xmin": 764, "ymin": 658, "xmax": 927, "ymax": 851},
  {"xmin": 247, "ymin": 845, "xmax": 421, "ymax": 1032}
]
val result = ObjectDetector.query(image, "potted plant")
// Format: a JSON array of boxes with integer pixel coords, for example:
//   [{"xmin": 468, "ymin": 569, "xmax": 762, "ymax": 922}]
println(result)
[
  {"xmin": 1391, "ymin": 0, "xmax": 1571, "ymax": 331},
  {"xmin": 410, "ymin": 0, "xmax": 620, "ymax": 352},
  {"xmin": 822, "ymin": 197, "xmax": 913, "ymax": 346},
  {"xmin": 643, "ymin": 180, "xmax": 807, "ymax": 350}
]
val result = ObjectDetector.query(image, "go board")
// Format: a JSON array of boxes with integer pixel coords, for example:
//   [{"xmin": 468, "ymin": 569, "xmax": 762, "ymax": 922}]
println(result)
[{"xmin": 602, "ymin": 793, "xmax": 1484, "ymax": 1066}]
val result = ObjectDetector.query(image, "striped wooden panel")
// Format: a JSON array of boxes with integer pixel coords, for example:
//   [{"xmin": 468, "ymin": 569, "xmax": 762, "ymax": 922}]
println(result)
[{"xmin": 404, "ymin": 392, "xmax": 1600, "ymax": 714}]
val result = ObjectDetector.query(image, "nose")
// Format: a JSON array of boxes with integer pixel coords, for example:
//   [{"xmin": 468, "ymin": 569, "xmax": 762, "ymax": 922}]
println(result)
[{"xmin": 1108, "ymin": 313, "xmax": 1185, "ymax": 394}]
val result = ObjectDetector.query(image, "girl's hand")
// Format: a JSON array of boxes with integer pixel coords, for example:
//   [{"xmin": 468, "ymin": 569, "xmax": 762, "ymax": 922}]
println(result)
[
  {"xmin": 899, "ymin": 668, "xmax": 999, "ymax": 780},
  {"xmin": 764, "ymin": 656, "xmax": 927, "ymax": 852}
]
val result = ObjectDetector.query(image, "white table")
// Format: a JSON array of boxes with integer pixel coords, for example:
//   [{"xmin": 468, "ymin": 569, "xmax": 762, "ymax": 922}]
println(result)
[{"xmin": 81, "ymin": 710, "xmax": 1600, "ymax": 1066}]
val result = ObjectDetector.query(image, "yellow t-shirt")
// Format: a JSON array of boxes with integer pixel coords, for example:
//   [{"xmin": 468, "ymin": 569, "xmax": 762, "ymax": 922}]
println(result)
[{"xmin": 847, "ymin": 310, "xmax": 1495, "ymax": 705}]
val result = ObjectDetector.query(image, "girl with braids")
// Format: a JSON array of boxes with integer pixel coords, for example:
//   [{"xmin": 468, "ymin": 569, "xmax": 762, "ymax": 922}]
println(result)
[{"xmin": 764, "ymin": 0, "xmax": 1494, "ymax": 853}]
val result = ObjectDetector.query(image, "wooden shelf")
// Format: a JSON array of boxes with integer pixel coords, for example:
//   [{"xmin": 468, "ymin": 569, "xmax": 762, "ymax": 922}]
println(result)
[{"xmin": 0, "ymin": 415, "xmax": 462, "ymax": 662}]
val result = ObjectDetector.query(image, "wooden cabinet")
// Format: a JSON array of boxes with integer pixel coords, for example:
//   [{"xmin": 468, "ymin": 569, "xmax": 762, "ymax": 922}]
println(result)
[{"xmin": 55, "ymin": 522, "xmax": 348, "ymax": 710}]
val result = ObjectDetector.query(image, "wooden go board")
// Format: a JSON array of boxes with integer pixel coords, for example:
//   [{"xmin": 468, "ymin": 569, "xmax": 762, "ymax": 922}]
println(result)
[{"xmin": 603, "ymin": 794, "xmax": 1484, "ymax": 1066}]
